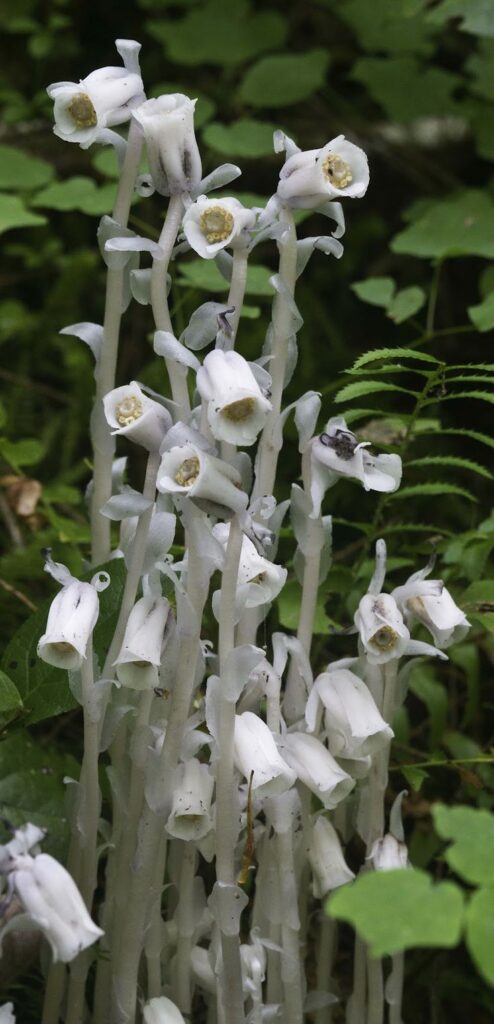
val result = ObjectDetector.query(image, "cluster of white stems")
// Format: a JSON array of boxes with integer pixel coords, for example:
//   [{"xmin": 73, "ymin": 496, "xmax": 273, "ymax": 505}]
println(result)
[{"xmin": 2, "ymin": 37, "xmax": 471, "ymax": 1024}]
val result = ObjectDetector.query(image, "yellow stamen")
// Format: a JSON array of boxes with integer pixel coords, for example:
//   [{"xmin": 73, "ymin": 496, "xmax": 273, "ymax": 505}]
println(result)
[
  {"xmin": 67, "ymin": 92, "xmax": 97, "ymax": 129},
  {"xmin": 223, "ymin": 397, "xmax": 255, "ymax": 423},
  {"xmin": 51, "ymin": 641, "xmax": 74, "ymax": 653},
  {"xmin": 322, "ymin": 152, "xmax": 353, "ymax": 189},
  {"xmin": 115, "ymin": 395, "xmax": 143, "ymax": 427},
  {"xmin": 370, "ymin": 626, "xmax": 398, "ymax": 651},
  {"xmin": 175, "ymin": 456, "xmax": 200, "ymax": 487},
  {"xmin": 199, "ymin": 206, "xmax": 234, "ymax": 244}
]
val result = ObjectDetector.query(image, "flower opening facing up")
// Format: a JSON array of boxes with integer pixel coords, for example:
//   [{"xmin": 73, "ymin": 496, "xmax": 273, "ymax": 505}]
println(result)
[
  {"xmin": 183, "ymin": 197, "xmax": 256, "ymax": 259},
  {"xmin": 278, "ymin": 135, "xmax": 369, "ymax": 209}
]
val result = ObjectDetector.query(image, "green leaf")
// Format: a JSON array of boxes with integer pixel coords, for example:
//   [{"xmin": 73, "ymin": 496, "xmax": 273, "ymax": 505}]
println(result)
[
  {"xmin": 0, "ymin": 193, "xmax": 46, "ymax": 234},
  {"xmin": 0, "ymin": 144, "xmax": 53, "ymax": 190},
  {"xmin": 466, "ymin": 887, "xmax": 494, "ymax": 985},
  {"xmin": 468, "ymin": 292, "xmax": 494, "ymax": 332},
  {"xmin": 277, "ymin": 578, "xmax": 331, "ymax": 635},
  {"xmin": 0, "ymin": 670, "xmax": 23, "ymax": 712},
  {"xmin": 409, "ymin": 666, "xmax": 448, "ymax": 748},
  {"xmin": 421, "ymin": 427, "xmax": 494, "ymax": 450},
  {"xmin": 428, "ymin": 0, "xmax": 494, "ymax": 37},
  {"xmin": 177, "ymin": 259, "xmax": 273, "ymax": 296},
  {"xmin": 438, "ymin": 390, "xmax": 494, "ymax": 407},
  {"xmin": 328, "ymin": 869, "xmax": 464, "ymax": 956},
  {"xmin": 0, "ymin": 436, "xmax": 45, "ymax": 469},
  {"xmin": 351, "ymin": 276, "xmax": 395, "ymax": 308},
  {"xmin": 401, "ymin": 765, "xmax": 429, "ymax": 791},
  {"xmin": 352, "ymin": 57, "xmax": 460, "ymax": 123},
  {"xmin": 238, "ymin": 50, "xmax": 330, "ymax": 108},
  {"xmin": 334, "ymin": 380, "xmax": 418, "ymax": 403},
  {"xmin": 387, "ymin": 286, "xmax": 426, "ymax": 324},
  {"xmin": 382, "ymin": 521, "xmax": 454, "ymax": 536},
  {"xmin": 202, "ymin": 119, "xmax": 278, "ymax": 158},
  {"xmin": 351, "ymin": 347, "xmax": 439, "ymax": 370},
  {"xmin": 392, "ymin": 191, "xmax": 494, "ymax": 260},
  {"xmin": 391, "ymin": 482, "xmax": 477, "ymax": 502},
  {"xmin": 433, "ymin": 805, "xmax": 494, "ymax": 885},
  {"xmin": 337, "ymin": 0, "xmax": 432, "ymax": 55},
  {"xmin": 406, "ymin": 455, "xmax": 492, "ymax": 479},
  {"xmin": 33, "ymin": 177, "xmax": 117, "ymax": 216},
  {"xmin": 147, "ymin": 0, "xmax": 287, "ymax": 66}
]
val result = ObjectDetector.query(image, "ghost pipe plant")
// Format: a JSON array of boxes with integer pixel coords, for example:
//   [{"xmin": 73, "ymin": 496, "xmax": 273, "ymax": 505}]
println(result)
[{"xmin": 22, "ymin": 36, "xmax": 471, "ymax": 1024}]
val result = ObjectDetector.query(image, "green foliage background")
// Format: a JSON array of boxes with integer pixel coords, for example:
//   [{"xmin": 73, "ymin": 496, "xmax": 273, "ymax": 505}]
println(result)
[{"xmin": 1, "ymin": 0, "xmax": 494, "ymax": 1019}]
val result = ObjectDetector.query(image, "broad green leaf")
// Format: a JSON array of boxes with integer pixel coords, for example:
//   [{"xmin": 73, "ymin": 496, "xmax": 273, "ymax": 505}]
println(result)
[
  {"xmin": 0, "ymin": 193, "xmax": 46, "ymax": 234},
  {"xmin": 177, "ymin": 259, "xmax": 273, "ymax": 295},
  {"xmin": 277, "ymin": 578, "xmax": 331, "ymax": 635},
  {"xmin": 0, "ymin": 436, "xmax": 45, "ymax": 470},
  {"xmin": 462, "ymin": 579, "xmax": 494, "ymax": 605},
  {"xmin": 428, "ymin": 0, "xmax": 494, "ymax": 37},
  {"xmin": 147, "ymin": 0, "xmax": 287, "ymax": 66},
  {"xmin": 0, "ymin": 144, "xmax": 53, "ymax": 190},
  {"xmin": 352, "ymin": 57, "xmax": 460, "ymax": 123},
  {"xmin": 392, "ymin": 191, "xmax": 494, "ymax": 260},
  {"xmin": 202, "ymin": 119, "xmax": 278, "ymax": 158},
  {"xmin": 466, "ymin": 887, "xmax": 494, "ymax": 985},
  {"xmin": 351, "ymin": 348, "xmax": 439, "ymax": 370},
  {"xmin": 33, "ymin": 177, "xmax": 117, "ymax": 216},
  {"xmin": 433, "ymin": 805, "xmax": 494, "ymax": 885},
  {"xmin": 406, "ymin": 455, "xmax": 492, "ymax": 479},
  {"xmin": 351, "ymin": 277, "xmax": 395, "ymax": 308},
  {"xmin": 387, "ymin": 286, "xmax": 426, "ymax": 324},
  {"xmin": 409, "ymin": 666, "xmax": 448, "ymax": 748},
  {"xmin": 238, "ymin": 50, "xmax": 329, "ymax": 108},
  {"xmin": 468, "ymin": 292, "xmax": 494, "ymax": 332},
  {"xmin": 328, "ymin": 869, "xmax": 464, "ymax": 956},
  {"xmin": 391, "ymin": 482, "xmax": 477, "ymax": 502},
  {"xmin": 336, "ymin": 0, "xmax": 432, "ymax": 55},
  {"xmin": 334, "ymin": 380, "xmax": 418, "ymax": 403},
  {"xmin": 0, "ymin": 670, "xmax": 23, "ymax": 712}
]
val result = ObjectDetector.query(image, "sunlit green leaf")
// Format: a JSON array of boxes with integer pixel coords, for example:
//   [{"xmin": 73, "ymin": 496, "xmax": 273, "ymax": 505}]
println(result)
[
  {"xmin": 0, "ymin": 144, "xmax": 53, "ymax": 190},
  {"xmin": 392, "ymin": 191, "xmax": 494, "ymax": 260},
  {"xmin": 466, "ymin": 887, "xmax": 494, "ymax": 985},
  {"xmin": 352, "ymin": 57, "xmax": 460, "ymax": 122},
  {"xmin": 390, "ymin": 482, "xmax": 477, "ymax": 502},
  {"xmin": 202, "ymin": 119, "xmax": 278, "ymax": 157},
  {"xmin": 433, "ymin": 805, "xmax": 494, "ymax": 885},
  {"xmin": 334, "ymin": 380, "xmax": 418, "ymax": 403},
  {"xmin": 351, "ymin": 277, "xmax": 395, "ymax": 308},
  {"xmin": 468, "ymin": 292, "xmax": 494, "ymax": 332},
  {"xmin": 177, "ymin": 259, "xmax": 273, "ymax": 295},
  {"xmin": 33, "ymin": 177, "xmax": 117, "ymax": 215},
  {"xmin": 387, "ymin": 286, "xmax": 425, "ymax": 323},
  {"xmin": 428, "ymin": 0, "xmax": 494, "ymax": 37},
  {"xmin": 0, "ymin": 193, "xmax": 46, "ymax": 234},
  {"xmin": 147, "ymin": 0, "xmax": 287, "ymax": 66},
  {"xmin": 238, "ymin": 50, "xmax": 329, "ymax": 108}
]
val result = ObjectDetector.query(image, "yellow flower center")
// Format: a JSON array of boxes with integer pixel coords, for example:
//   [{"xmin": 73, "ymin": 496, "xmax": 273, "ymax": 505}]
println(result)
[
  {"xmin": 199, "ymin": 206, "xmax": 234, "ymax": 244},
  {"xmin": 322, "ymin": 152, "xmax": 353, "ymax": 189},
  {"xmin": 175, "ymin": 456, "xmax": 200, "ymax": 487},
  {"xmin": 115, "ymin": 396, "xmax": 143, "ymax": 427},
  {"xmin": 51, "ymin": 641, "xmax": 75, "ymax": 653},
  {"xmin": 370, "ymin": 626, "xmax": 397, "ymax": 651},
  {"xmin": 67, "ymin": 92, "xmax": 98, "ymax": 129},
  {"xmin": 223, "ymin": 397, "xmax": 255, "ymax": 422}
]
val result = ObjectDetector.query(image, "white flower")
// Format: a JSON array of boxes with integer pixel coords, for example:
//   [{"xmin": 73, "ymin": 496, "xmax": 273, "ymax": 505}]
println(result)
[
  {"xmin": 47, "ymin": 40, "xmax": 144, "ymax": 148},
  {"xmin": 196, "ymin": 350, "xmax": 272, "ymax": 447},
  {"xmin": 165, "ymin": 759, "xmax": 214, "ymax": 841},
  {"xmin": 37, "ymin": 570, "xmax": 107, "ymax": 671},
  {"xmin": 370, "ymin": 834, "xmax": 409, "ymax": 871},
  {"xmin": 354, "ymin": 593, "xmax": 410, "ymax": 665},
  {"xmin": 0, "ymin": 1004, "xmax": 15, "ymax": 1024},
  {"xmin": 9, "ymin": 853, "xmax": 103, "ymax": 963},
  {"xmin": 307, "ymin": 815, "xmax": 355, "ymax": 897},
  {"xmin": 157, "ymin": 442, "xmax": 247, "ymax": 514},
  {"xmin": 114, "ymin": 594, "xmax": 169, "ymax": 689},
  {"xmin": 132, "ymin": 94, "xmax": 202, "ymax": 196},
  {"xmin": 310, "ymin": 416, "xmax": 402, "ymax": 516},
  {"xmin": 143, "ymin": 997, "xmax": 186, "ymax": 1024},
  {"xmin": 278, "ymin": 732, "xmax": 355, "ymax": 809},
  {"xmin": 103, "ymin": 381, "xmax": 171, "ymax": 451},
  {"xmin": 233, "ymin": 712, "xmax": 296, "ymax": 798},
  {"xmin": 213, "ymin": 523, "xmax": 287, "ymax": 610},
  {"xmin": 277, "ymin": 135, "xmax": 369, "ymax": 209},
  {"xmin": 306, "ymin": 667, "xmax": 393, "ymax": 759},
  {"xmin": 183, "ymin": 196, "xmax": 256, "ymax": 259},
  {"xmin": 392, "ymin": 566, "xmax": 470, "ymax": 649},
  {"xmin": 0, "ymin": 823, "xmax": 46, "ymax": 872}
]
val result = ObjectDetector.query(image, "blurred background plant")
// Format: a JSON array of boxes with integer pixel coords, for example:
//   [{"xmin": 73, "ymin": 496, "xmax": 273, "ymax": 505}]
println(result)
[{"xmin": 1, "ymin": 0, "xmax": 494, "ymax": 1020}]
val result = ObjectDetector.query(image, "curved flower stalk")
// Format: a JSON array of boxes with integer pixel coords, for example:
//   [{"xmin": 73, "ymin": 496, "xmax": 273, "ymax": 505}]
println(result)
[
  {"xmin": 37, "ymin": 553, "xmax": 109, "ymax": 670},
  {"xmin": 183, "ymin": 196, "xmax": 256, "ymax": 258},
  {"xmin": 277, "ymin": 134, "xmax": 369, "ymax": 208},
  {"xmin": 132, "ymin": 94, "xmax": 202, "ymax": 196},
  {"xmin": 47, "ymin": 39, "xmax": 144, "ymax": 148},
  {"xmin": 392, "ymin": 562, "xmax": 470, "ymax": 649},
  {"xmin": 196, "ymin": 349, "xmax": 272, "ymax": 446}
]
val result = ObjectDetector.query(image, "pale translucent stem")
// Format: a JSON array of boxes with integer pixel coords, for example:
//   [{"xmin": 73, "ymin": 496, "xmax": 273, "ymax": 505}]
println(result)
[
  {"xmin": 367, "ymin": 953, "xmax": 384, "ymax": 1024},
  {"xmin": 284, "ymin": 511, "xmax": 324, "ymax": 720},
  {"xmin": 266, "ymin": 924, "xmax": 282, "ymax": 1007},
  {"xmin": 388, "ymin": 953, "xmax": 405, "ymax": 1024},
  {"xmin": 41, "ymin": 962, "xmax": 65, "ymax": 1024},
  {"xmin": 276, "ymin": 828, "xmax": 304, "ymax": 1024},
  {"xmin": 223, "ymin": 249, "xmax": 248, "ymax": 350},
  {"xmin": 173, "ymin": 842, "xmax": 197, "ymax": 1013},
  {"xmin": 91, "ymin": 120, "xmax": 143, "ymax": 566},
  {"xmin": 151, "ymin": 194, "xmax": 190, "ymax": 417},
  {"xmin": 145, "ymin": 833, "xmax": 168, "ymax": 998},
  {"xmin": 315, "ymin": 916, "xmax": 338, "ymax": 1024},
  {"xmin": 347, "ymin": 936, "xmax": 367, "ymax": 1024}
]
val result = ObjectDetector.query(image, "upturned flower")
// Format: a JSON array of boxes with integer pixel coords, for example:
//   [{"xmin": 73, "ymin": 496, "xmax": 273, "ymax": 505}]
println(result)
[
  {"xmin": 113, "ymin": 594, "xmax": 169, "ymax": 689},
  {"xmin": 143, "ymin": 997, "xmax": 186, "ymax": 1024},
  {"xmin": 165, "ymin": 759, "xmax": 214, "ymax": 841},
  {"xmin": 213, "ymin": 523, "xmax": 287, "ymax": 610},
  {"xmin": 354, "ymin": 593, "xmax": 410, "ymax": 665},
  {"xmin": 307, "ymin": 815, "xmax": 355, "ymax": 897},
  {"xmin": 132, "ymin": 94, "xmax": 202, "ymax": 196},
  {"xmin": 47, "ymin": 39, "xmax": 144, "ymax": 148},
  {"xmin": 196, "ymin": 350, "xmax": 272, "ymax": 447},
  {"xmin": 277, "ymin": 135, "xmax": 369, "ymax": 209},
  {"xmin": 37, "ymin": 558, "xmax": 109, "ymax": 671},
  {"xmin": 306, "ymin": 667, "xmax": 393, "ymax": 758},
  {"xmin": 310, "ymin": 415, "xmax": 402, "ymax": 516},
  {"xmin": 183, "ymin": 196, "xmax": 256, "ymax": 259},
  {"xmin": 233, "ymin": 712, "xmax": 296, "ymax": 798},
  {"xmin": 8, "ymin": 853, "xmax": 103, "ymax": 962},
  {"xmin": 392, "ymin": 564, "xmax": 470, "ymax": 649},
  {"xmin": 103, "ymin": 381, "xmax": 171, "ymax": 451},
  {"xmin": 157, "ymin": 443, "xmax": 248, "ymax": 514},
  {"xmin": 370, "ymin": 834, "xmax": 409, "ymax": 871},
  {"xmin": 278, "ymin": 732, "xmax": 355, "ymax": 809}
]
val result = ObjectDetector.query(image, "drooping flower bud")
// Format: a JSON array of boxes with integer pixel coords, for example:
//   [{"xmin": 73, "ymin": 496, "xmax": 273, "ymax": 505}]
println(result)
[
  {"xmin": 369, "ymin": 834, "xmax": 409, "ymax": 871},
  {"xmin": 113, "ymin": 594, "xmax": 169, "ymax": 689},
  {"xmin": 37, "ymin": 556, "xmax": 109, "ymax": 671},
  {"xmin": 354, "ymin": 593, "xmax": 410, "ymax": 665},
  {"xmin": 306, "ymin": 667, "xmax": 393, "ymax": 758},
  {"xmin": 196, "ymin": 350, "xmax": 271, "ymax": 447},
  {"xmin": 307, "ymin": 815, "xmax": 355, "ymax": 897},
  {"xmin": 133, "ymin": 94, "xmax": 202, "ymax": 196},
  {"xmin": 103, "ymin": 381, "xmax": 171, "ymax": 451},
  {"xmin": 277, "ymin": 732, "xmax": 355, "ymax": 809},
  {"xmin": 392, "ymin": 565, "xmax": 470, "ymax": 649},
  {"xmin": 233, "ymin": 712, "xmax": 296, "ymax": 798},
  {"xmin": 212, "ymin": 522, "xmax": 287, "ymax": 611},
  {"xmin": 143, "ymin": 996, "xmax": 186, "ymax": 1024},
  {"xmin": 183, "ymin": 196, "xmax": 255, "ymax": 259},
  {"xmin": 165, "ymin": 759, "xmax": 214, "ymax": 841},
  {"xmin": 278, "ymin": 135, "xmax": 369, "ymax": 209}
]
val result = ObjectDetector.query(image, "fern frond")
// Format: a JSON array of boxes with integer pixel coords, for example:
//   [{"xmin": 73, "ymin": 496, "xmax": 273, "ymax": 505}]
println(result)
[
  {"xmin": 351, "ymin": 348, "xmax": 440, "ymax": 371},
  {"xmin": 406, "ymin": 456, "xmax": 492, "ymax": 479},
  {"xmin": 390, "ymin": 482, "xmax": 477, "ymax": 502},
  {"xmin": 430, "ymin": 391, "xmax": 494, "ymax": 407},
  {"xmin": 419, "ymin": 427, "xmax": 494, "ymax": 449},
  {"xmin": 334, "ymin": 381, "xmax": 419, "ymax": 404},
  {"xmin": 383, "ymin": 522, "xmax": 454, "ymax": 536}
]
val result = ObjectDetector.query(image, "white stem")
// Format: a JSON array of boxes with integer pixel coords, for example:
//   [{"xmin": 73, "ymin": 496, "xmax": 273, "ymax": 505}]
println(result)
[
  {"xmin": 173, "ymin": 842, "xmax": 197, "ymax": 1013},
  {"xmin": 151, "ymin": 194, "xmax": 190, "ymax": 417},
  {"xmin": 315, "ymin": 915, "xmax": 338, "ymax": 1024},
  {"xmin": 367, "ymin": 952, "xmax": 384, "ymax": 1024},
  {"xmin": 388, "ymin": 953, "xmax": 405, "ymax": 1024},
  {"xmin": 347, "ymin": 935, "xmax": 367, "ymax": 1024},
  {"xmin": 223, "ymin": 248, "xmax": 248, "ymax": 350},
  {"xmin": 276, "ymin": 827, "xmax": 304, "ymax": 1024}
]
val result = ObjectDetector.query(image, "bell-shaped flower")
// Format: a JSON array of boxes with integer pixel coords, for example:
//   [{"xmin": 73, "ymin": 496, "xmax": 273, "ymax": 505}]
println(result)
[
  {"xmin": 277, "ymin": 135, "xmax": 369, "ymax": 209},
  {"xmin": 37, "ymin": 559, "xmax": 109, "ymax": 671},
  {"xmin": 306, "ymin": 667, "xmax": 393, "ymax": 758},
  {"xmin": 165, "ymin": 759, "xmax": 214, "ymax": 841},
  {"xmin": 143, "ymin": 997, "xmax": 186, "ymax": 1024},
  {"xmin": 277, "ymin": 732, "xmax": 355, "ymax": 809},
  {"xmin": 183, "ymin": 196, "xmax": 255, "ymax": 259},
  {"xmin": 392, "ymin": 565, "xmax": 470, "ymax": 650},
  {"xmin": 196, "ymin": 350, "xmax": 272, "ymax": 446},
  {"xmin": 213, "ymin": 523, "xmax": 287, "ymax": 610},
  {"xmin": 233, "ymin": 712, "xmax": 296, "ymax": 798},
  {"xmin": 307, "ymin": 815, "xmax": 355, "ymax": 897},
  {"xmin": 103, "ymin": 381, "xmax": 171, "ymax": 452},
  {"xmin": 9, "ymin": 853, "xmax": 103, "ymax": 962},
  {"xmin": 0, "ymin": 1005, "xmax": 15, "ymax": 1024},
  {"xmin": 113, "ymin": 593, "xmax": 169, "ymax": 689},
  {"xmin": 157, "ymin": 442, "xmax": 247, "ymax": 514},
  {"xmin": 310, "ymin": 416, "xmax": 402, "ymax": 516},
  {"xmin": 354, "ymin": 593, "xmax": 410, "ymax": 665},
  {"xmin": 132, "ymin": 94, "xmax": 202, "ymax": 196},
  {"xmin": 0, "ymin": 823, "xmax": 46, "ymax": 872},
  {"xmin": 47, "ymin": 40, "xmax": 144, "ymax": 148},
  {"xmin": 369, "ymin": 834, "xmax": 409, "ymax": 871}
]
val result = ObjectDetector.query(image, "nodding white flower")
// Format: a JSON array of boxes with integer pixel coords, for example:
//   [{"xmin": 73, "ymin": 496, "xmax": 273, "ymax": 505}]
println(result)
[
  {"xmin": 103, "ymin": 381, "xmax": 171, "ymax": 452},
  {"xmin": 0, "ymin": 1004, "xmax": 15, "ymax": 1024},
  {"xmin": 278, "ymin": 732, "xmax": 355, "ymax": 809},
  {"xmin": 213, "ymin": 523, "xmax": 287, "ymax": 610},
  {"xmin": 165, "ymin": 759, "xmax": 214, "ymax": 841},
  {"xmin": 354, "ymin": 593, "xmax": 410, "ymax": 665},
  {"xmin": 233, "ymin": 712, "xmax": 296, "ymax": 798},
  {"xmin": 310, "ymin": 416, "xmax": 402, "ymax": 516},
  {"xmin": 370, "ymin": 834, "xmax": 409, "ymax": 871},
  {"xmin": 132, "ymin": 94, "xmax": 202, "ymax": 196},
  {"xmin": 114, "ymin": 594, "xmax": 169, "ymax": 689},
  {"xmin": 277, "ymin": 135, "xmax": 369, "ymax": 209},
  {"xmin": 196, "ymin": 350, "xmax": 272, "ymax": 447},
  {"xmin": 0, "ymin": 823, "xmax": 46, "ymax": 872},
  {"xmin": 392, "ymin": 565, "xmax": 470, "ymax": 650},
  {"xmin": 307, "ymin": 815, "xmax": 355, "ymax": 897},
  {"xmin": 143, "ymin": 996, "xmax": 186, "ymax": 1024},
  {"xmin": 157, "ymin": 443, "xmax": 247, "ymax": 514},
  {"xmin": 8, "ymin": 853, "xmax": 103, "ymax": 963},
  {"xmin": 183, "ymin": 196, "xmax": 256, "ymax": 259},
  {"xmin": 306, "ymin": 667, "xmax": 393, "ymax": 759},
  {"xmin": 37, "ymin": 565, "xmax": 109, "ymax": 671},
  {"xmin": 47, "ymin": 40, "xmax": 144, "ymax": 148}
]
